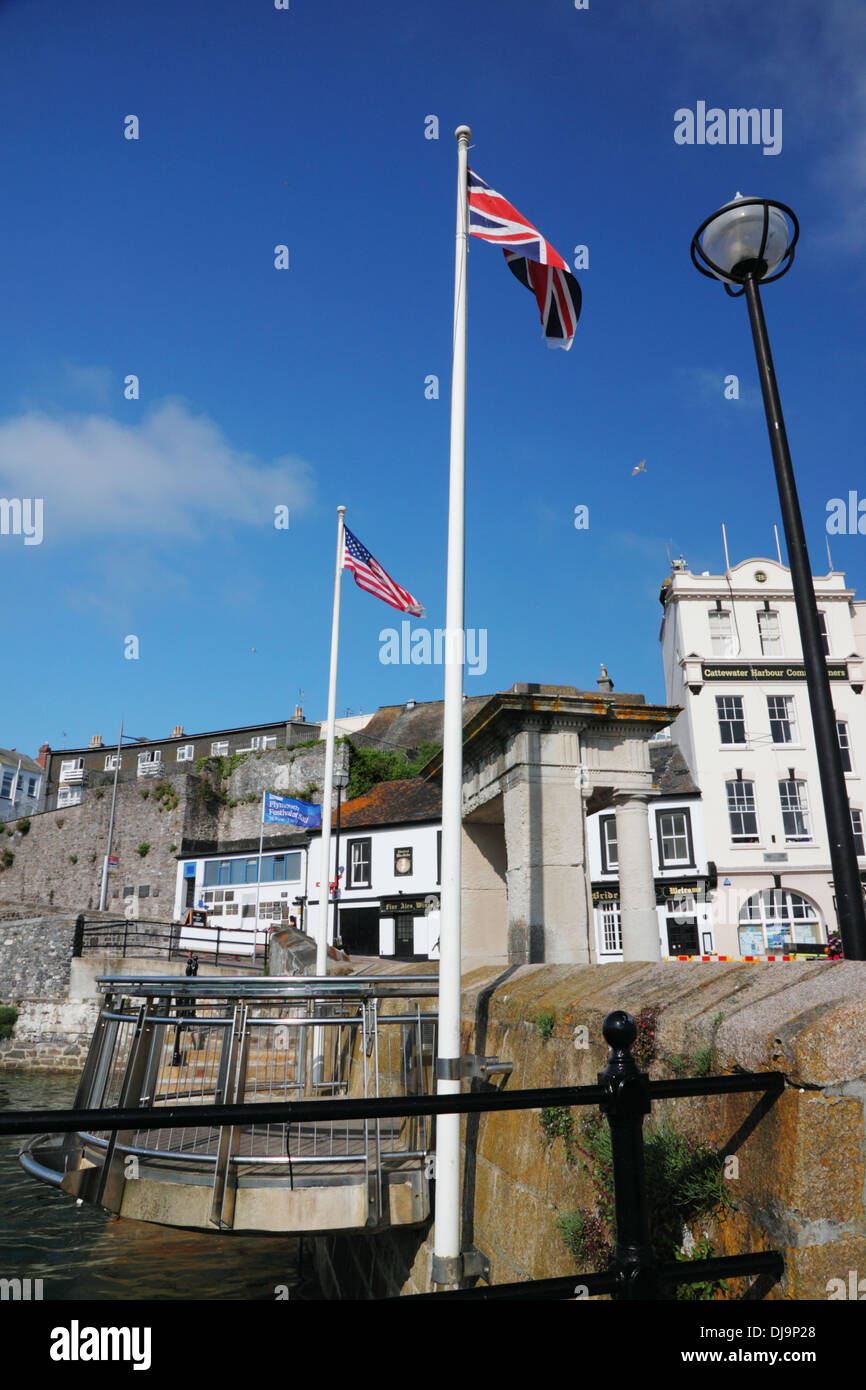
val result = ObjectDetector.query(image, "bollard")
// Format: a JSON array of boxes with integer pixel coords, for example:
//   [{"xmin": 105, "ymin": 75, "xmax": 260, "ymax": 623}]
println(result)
[{"xmin": 598, "ymin": 1010, "xmax": 661, "ymax": 1300}]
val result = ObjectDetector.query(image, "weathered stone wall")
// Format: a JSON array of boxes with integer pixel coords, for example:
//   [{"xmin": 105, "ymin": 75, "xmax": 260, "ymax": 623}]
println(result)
[
  {"xmin": 0, "ymin": 742, "xmax": 338, "ymax": 918},
  {"xmin": 315, "ymin": 959, "xmax": 866, "ymax": 1300}
]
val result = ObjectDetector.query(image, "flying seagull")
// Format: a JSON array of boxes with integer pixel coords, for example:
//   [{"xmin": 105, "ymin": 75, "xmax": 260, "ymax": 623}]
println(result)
[{"xmin": 631, "ymin": 459, "xmax": 646, "ymax": 475}]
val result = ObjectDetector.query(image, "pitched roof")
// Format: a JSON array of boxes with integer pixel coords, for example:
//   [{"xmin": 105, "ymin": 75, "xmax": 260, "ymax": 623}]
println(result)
[
  {"xmin": 0, "ymin": 748, "xmax": 43, "ymax": 775},
  {"xmin": 649, "ymin": 743, "xmax": 700, "ymax": 796},
  {"xmin": 334, "ymin": 778, "xmax": 442, "ymax": 830}
]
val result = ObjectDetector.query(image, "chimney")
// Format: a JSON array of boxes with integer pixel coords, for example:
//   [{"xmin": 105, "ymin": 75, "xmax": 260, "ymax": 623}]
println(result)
[
  {"xmin": 172, "ymin": 725, "xmax": 184, "ymax": 737},
  {"xmin": 597, "ymin": 664, "xmax": 614, "ymax": 693},
  {"xmin": 293, "ymin": 704, "xmax": 303, "ymax": 720},
  {"xmin": 89, "ymin": 734, "xmax": 103, "ymax": 748},
  {"xmin": 37, "ymin": 743, "xmax": 50, "ymax": 768}
]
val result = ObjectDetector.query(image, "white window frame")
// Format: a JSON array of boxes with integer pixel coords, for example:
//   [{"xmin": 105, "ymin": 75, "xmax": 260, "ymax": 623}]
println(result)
[
  {"xmin": 596, "ymin": 901, "xmax": 622, "ymax": 956},
  {"xmin": 60, "ymin": 758, "xmax": 84, "ymax": 777},
  {"xmin": 137, "ymin": 749, "xmax": 162, "ymax": 766},
  {"xmin": 779, "ymin": 779, "xmax": 812, "ymax": 843},
  {"xmin": 708, "ymin": 609, "xmax": 735, "ymax": 656},
  {"xmin": 250, "ymin": 735, "xmax": 277, "ymax": 751},
  {"xmin": 716, "ymin": 695, "xmax": 747, "ymax": 745},
  {"xmin": 726, "ymin": 779, "xmax": 759, "ymax": 842},
  {"xmin": 757, "ymin": 609, "xmax": 782, "ymax": 655},
  {"xmin": 176, "ymin": 745, "xmax": 195, "ymax": 762},
  {"xmin": 837, "ymin": 721, "xmax": 854, "ymax": 775},
  {"xmin": 656, "ymin": 808, "xmax": 693, "ymax": 868},
  {"xmin": 738, "ymin": 888, "xmax": 822, "ymax": 952},
  {"xmin": 57, "ymin": 785, "xmax": 83, "ymax": 807},
  {"xmin": 767, "ymin": 695, "xmax": 798, "ymax": 746},
  {"xmin": 104, "ymin": 754, "xmax": 121, "ymax": 771},
  {"xmin": 211, "ymin": 741, "xmax": 229, "ymax": 756}
]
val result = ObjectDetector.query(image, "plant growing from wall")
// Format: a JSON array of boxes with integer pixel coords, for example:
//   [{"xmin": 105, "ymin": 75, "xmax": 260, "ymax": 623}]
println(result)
[
  {"xmin": 0, "ymin": 848, "xmax": 13, "ymax": 870},
  {"xmin": 137, "ymin": 842, "xmax": 150, "ymax": 857},
  {"xmin": 16, "ymin": 817, "xmax": 30, "ymax": 835},
  {"xmin": 539, "ymin": 1106, "xmax": 578, "ymax": 1165},
  {"xmin": 554, "ymin": 1109, "xmax": 732, "ymax": 1298},
  {"xmin": 632, "ymin": 1004, "xmax": 662, "ymax": 1070},
  {"xmin": 69, "ymin": 854, "xmax": 78, "ymax": 864},
  {"xmin": 140, "ymin": 789, "xmax": 150, "ymax": 800},
  {"xmin": 56, "ymin": 818, "xmax": 64, "ymax": 828},
  {"xmin": 0, "ymin": 1004, "xmax": 19, "ymax": 1039},
  {"xmin": 535, "ymin": 1010, "xmax": 556, "ymax": 1041},
  {"xmin": 153, "ymin": 781, "xmax": 179, "ymax": 812},
  {"xmin": 169, "ymin": 843, "xmax": 177, "ymax": 854}
]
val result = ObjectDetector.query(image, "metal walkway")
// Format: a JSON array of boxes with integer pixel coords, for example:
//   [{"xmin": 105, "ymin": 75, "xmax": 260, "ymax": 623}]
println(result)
[{"xmin": 20, "ymin": 974, "xmax": 438, "ymax": 1234}]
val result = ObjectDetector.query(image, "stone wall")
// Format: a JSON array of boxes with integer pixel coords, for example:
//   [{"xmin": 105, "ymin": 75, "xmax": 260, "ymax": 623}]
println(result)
[
  {"xmin": 315, "ymin": 959, "xmax": 866, "ymax": 1300},
  {"xmin": 0, "ymin": 741, "xmax": 339, "ymax": 918}
]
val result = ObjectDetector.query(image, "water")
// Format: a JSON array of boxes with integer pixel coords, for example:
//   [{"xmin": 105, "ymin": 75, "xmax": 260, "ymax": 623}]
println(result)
[{"xmin": 0, "ymin": 1071, "xmax": 316, "ymax": 1300}]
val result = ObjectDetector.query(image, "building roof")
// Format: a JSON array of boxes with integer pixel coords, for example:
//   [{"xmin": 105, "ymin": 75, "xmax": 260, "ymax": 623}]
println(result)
[
  {"xmin": 649, "ymin": 743, "xmax": 699, "ymax": 796},
  {"xmin": 352, "ymin": 696, "xmax": 491, "ymax": 754},
  {"xmin": 333, "ymin": 778, "xmax": 442, "ymax": 830},
  {"xmin": 0, "ymin": 748, "xmax": 43, "ymax": 775},
  {"xmin": 179, "ymin": 833, "xmax": 309, "ymax": 858}
]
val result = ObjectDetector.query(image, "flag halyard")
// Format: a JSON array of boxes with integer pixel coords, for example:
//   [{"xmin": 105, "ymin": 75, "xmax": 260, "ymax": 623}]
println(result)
[{"xmin": 467, "ymin": 168, "xmax": 582, "ymax": 349}]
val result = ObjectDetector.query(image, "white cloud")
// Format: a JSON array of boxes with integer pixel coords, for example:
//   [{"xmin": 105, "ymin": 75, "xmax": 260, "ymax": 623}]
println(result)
[{"xmin": 0, "ymin": 399, "xmax": 314, "ymax": 544}]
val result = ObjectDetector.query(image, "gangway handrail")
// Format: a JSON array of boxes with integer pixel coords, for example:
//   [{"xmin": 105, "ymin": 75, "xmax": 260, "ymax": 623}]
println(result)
[{"xmin": 95, "ymin": 974, "xmax": 439, "ymax": 999}]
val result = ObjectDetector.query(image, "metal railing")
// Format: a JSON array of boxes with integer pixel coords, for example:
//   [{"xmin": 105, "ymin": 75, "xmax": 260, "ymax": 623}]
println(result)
[
  {"xmin": 16, "ymin": 974, "xmax": 438, "ymax": 1232},
  {"xmin": 7, "ymin": 999, "xmax": 786, "ymax": 1295},
  {"xmin": 75, "ymin": 920, "xmax": 271, "ymax": 974}
]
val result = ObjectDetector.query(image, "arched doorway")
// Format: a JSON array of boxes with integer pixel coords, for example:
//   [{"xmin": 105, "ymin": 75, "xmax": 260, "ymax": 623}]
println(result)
[{"xmin": 738, "ymin": 888, "xmax": 823, "ymax": 954}]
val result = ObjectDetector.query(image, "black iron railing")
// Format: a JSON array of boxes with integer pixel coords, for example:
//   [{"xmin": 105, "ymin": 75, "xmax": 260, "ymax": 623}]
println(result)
[
  {"xmin": 75, "ymin": 919, "xmax": 270, "ymax": 973},
  {"xmin": 3, "ymin": 1008, "xmax": 786, "ymax": 1298}
]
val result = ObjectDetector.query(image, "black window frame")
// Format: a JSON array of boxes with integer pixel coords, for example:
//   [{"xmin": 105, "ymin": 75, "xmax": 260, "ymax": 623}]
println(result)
[
  {"xmin": 347, "ymin": 836, "xmax": 372, "ymax": 889},
  {"xmin": 654, "ymin": 807, "xmax": 695, "ymax": 870},
  {"xmin": 599, "ymin": 814, "xmax": 618, "ymax": 872}
]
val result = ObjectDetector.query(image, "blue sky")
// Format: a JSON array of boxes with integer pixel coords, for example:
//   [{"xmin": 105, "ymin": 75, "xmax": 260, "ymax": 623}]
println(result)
[{"xmin": 1, "ymin": 0, "xmax": 865, "ymax": 756}]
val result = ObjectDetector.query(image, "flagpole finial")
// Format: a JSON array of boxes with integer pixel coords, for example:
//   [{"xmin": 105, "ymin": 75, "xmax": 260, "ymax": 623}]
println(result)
[
  {"xmin": 337, "ymin": 505, "xmax": 346, "ymax": 515},
  {"xmin": 454, "ymin": 125, "xmax": 471, "ymax": 141}
]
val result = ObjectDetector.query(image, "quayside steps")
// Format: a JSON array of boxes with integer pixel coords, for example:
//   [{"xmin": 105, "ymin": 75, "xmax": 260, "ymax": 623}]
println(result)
[{"xmin": 19, "ymin": 974, "xmax": 438, "ymax": 1236}]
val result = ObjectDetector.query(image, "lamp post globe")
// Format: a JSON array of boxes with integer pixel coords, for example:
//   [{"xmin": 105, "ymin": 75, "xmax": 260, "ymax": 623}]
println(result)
[
  {"xmin": 691, "ymin": 194, "xmax": 798, "ymax": 295},
  {"xmin": 690, "ymin": 195, "xmax": 866, "ymax": 961}
]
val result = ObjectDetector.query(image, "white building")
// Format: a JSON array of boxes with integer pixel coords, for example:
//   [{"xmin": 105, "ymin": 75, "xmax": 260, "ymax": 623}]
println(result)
[
  {"xmin": 305, "ymin": 779, "xmax": 442, "ymax": 961},
  {"xmin": 0, "ymin": 747, "xmax": 44, "ymax": 822},
  {"xmin": 173, "ymin": 837, "xmax": 308, "ymax": 955},
  {"xmin": 659, "ymin": 556, "xmax": 866, "ymax": 955},
  {"xmin": 586, "ymin": 735, "xmax": 716, "ymax": 959}
]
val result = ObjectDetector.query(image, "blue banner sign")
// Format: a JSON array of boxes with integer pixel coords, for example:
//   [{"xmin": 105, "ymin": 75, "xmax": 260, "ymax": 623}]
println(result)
[{"xmin": 264, "ymin": 792, "xmax": 322, "ymax": 828}]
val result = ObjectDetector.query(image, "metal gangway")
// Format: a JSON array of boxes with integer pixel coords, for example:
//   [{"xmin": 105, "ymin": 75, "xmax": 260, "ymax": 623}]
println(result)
[{"xmin": 20, "ymin": 974, "xmax": 438, "ymax": 1234}]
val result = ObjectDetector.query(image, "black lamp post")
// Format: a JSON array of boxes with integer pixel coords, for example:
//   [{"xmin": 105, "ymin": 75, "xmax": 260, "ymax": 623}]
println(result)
[{"xmin": 692, "ymin": 194, "xmax": 866, "ymax": 960}]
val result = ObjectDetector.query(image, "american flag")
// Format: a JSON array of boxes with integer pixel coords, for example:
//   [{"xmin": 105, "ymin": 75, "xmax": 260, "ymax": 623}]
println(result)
[
  {"xmin": 467, "ymin": 168, "xmax": 582, "ymax": 350},
  {"xmin": 342, "ymin": 527, "xmax": 425, "ymax": 616}
]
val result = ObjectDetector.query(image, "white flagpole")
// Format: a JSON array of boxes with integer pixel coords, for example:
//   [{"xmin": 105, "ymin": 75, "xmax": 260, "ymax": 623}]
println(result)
[
  {"xmin": 316, "ymin": 505, "xmax": 346, "ymax": 977},
  {"xmin": 434, "ymin": 124, "xmax": 471, "ymax": 1284},
  {"xmin": 255, "ymin": 790, "xmax": 265, "ymax": 956}
]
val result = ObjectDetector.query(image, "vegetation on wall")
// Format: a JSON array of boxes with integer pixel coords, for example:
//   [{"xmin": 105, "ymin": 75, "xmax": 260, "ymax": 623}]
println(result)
[
  {"xmin": 344, "ymin": 740, "xmax": 442, "ymax": 800},
  {"xmin": 0, "ymin": 1004, "xmax": 19, "ymax": 1040}
]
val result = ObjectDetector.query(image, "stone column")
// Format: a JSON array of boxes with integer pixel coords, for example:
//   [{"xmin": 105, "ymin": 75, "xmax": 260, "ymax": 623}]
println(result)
[{"xmin": 614, "ymin": 792, "xmax": 660, "ymax": 961}]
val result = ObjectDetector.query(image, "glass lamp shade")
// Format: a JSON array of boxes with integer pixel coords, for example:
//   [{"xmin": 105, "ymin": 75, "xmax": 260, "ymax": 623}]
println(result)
[{"xmin": 699, "ymin": 195, "xmax": 790, "ymax": 284}]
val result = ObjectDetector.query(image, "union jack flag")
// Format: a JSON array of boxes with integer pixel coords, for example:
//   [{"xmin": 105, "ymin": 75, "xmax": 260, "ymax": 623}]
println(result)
[
  {"xmin": 342, "ymin": 527, "xmax": 425, "ymax": 616},
  {"xmin": 467, "ymin": 169, "xmax": 582, "ymax": 350}
]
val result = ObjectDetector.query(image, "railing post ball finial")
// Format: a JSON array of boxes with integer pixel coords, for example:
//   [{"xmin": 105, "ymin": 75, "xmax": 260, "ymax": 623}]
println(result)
[{"xmin": 603, "ymin": 1010, "xmax": 636, "ymax": 1058}]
